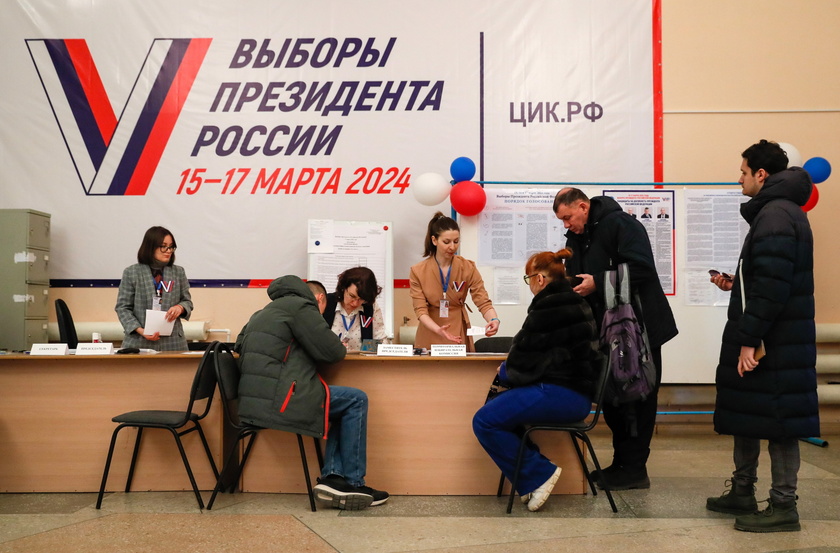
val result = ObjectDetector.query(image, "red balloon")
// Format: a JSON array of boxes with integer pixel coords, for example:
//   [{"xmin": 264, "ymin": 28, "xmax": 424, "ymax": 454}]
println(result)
[
  {"xmin": 450, "ymin": 180, "xmax": 486, "ymax": 216},
  {"xmin": 802, "ymin": 184, "xmax": 819, "ymax": 212}
]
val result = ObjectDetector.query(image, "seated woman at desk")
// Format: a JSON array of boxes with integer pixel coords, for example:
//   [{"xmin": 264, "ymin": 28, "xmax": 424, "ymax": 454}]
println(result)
[
  {"xmin": 472, "ymin": 248, "xmax": 600, "ymax": 512},
  {"xmin": 322, "ymin": 267, "xmax": 389, "ymax": 351},
  {"xmin": 115, "ymin": 226, "xmax": 193, "ymax": 351}
]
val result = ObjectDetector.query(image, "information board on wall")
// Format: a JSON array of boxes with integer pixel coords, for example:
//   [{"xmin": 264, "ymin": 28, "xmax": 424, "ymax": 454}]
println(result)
[{"xmin": 307, "ymin": 220, "xmax": 394, "ymax": 338}]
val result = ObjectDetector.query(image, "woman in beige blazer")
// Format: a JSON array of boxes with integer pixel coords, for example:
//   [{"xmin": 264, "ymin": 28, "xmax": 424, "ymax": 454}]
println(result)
[{"xmin": 409, "ymin": 212, "xmax": 499, "ymax": 351}]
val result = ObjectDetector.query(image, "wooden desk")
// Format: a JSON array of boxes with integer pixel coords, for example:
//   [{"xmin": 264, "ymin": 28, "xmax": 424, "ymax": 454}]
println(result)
[
  {"xmin": 0, "ymin": 353, "xmax": 585, "ymax": 495},
  {"xmin": 0, "ymin": 353, "xmax": 221, "ymax": 492},
  {"xmin": 241, "ymin": 354, "xmax": 586, "ymax": 495}
]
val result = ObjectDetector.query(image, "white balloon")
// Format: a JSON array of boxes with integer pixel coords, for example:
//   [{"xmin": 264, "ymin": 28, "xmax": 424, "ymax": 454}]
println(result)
[
  {"xmin": 778, "ymin": 142, "xmax": 803, "ymax": 168},
  {"xmin": 412, "ymin": 172, "xmax": 451, "ymax": 206}
]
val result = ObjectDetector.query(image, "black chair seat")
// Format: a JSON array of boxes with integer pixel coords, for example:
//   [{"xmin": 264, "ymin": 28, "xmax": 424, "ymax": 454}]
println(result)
[
  {"xmin": 96, "ymin": 346, "xmax": 220, "ymax": 510},
  {"xmin": 112, "ymin": 410, "xmax": 200, "ymax": 426},
  {"xmin": 498, "ymin": 352, "xmax": 618, "ymax": 513}
]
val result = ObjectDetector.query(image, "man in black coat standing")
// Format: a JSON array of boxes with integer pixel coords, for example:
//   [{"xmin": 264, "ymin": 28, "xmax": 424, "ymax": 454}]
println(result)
[
  {"xmin": 553, "ymin": 187, "xmax": 678, "ymax": 490},
  {"xmin": 706, "ymin": 140, "xmax": 818, "ymax": 533}
]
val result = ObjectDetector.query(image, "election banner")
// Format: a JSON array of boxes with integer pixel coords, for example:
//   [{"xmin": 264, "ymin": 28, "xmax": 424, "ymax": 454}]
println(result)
[{"xmin": 1, "ymin": 0, "xmax": 659, "ymax": 284}]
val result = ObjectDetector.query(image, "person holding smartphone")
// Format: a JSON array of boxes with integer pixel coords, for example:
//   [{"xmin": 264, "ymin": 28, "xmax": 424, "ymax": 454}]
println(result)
[{"xmin": 705, "ymin": 140, "xmax": 818, "ymax": 533}]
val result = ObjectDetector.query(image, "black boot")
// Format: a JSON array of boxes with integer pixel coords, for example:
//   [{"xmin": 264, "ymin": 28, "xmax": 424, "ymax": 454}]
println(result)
[
  {"xmin": 595, "ymin": 465, "xmax": 649, "ymax": 490},
  {"xmin": 734, "ymin": 497, "xmax": 800, "ymax": 533},
  {"xmin": 706, "ymin": 479, "xmax": 757, "ymax": 515}
]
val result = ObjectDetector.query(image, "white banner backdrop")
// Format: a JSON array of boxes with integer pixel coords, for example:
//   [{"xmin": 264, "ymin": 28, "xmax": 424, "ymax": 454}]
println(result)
[{"xmin": 0, "ymin": 0, "xmax": 657, "ymax": 282}]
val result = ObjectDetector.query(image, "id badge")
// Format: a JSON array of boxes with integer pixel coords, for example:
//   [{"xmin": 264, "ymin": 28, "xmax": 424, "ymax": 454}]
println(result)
[
  {"xmin": 152, "ymin": 295, "xmax": 162, "ymax": 311},
  {"xmin": 439, "ymin": 299, "xmax": 449, "ymax": 318}
]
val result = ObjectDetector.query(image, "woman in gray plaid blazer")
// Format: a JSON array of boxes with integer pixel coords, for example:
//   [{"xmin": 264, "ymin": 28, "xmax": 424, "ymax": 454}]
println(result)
[{"xmin": 115, "ymin": 226, "xmax": 193, "ymax": 351}]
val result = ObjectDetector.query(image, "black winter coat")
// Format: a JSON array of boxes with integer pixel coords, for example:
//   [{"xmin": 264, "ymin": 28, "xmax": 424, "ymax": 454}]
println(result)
[
  {"xmin": 563, "ymin": 195, "xmax": 678, "ymax": 348},
  {"xmin": 504, "ymin": 279, "xmax": 600, "ymax": 398},
  {"xmin": 714, "ymin": 167, "xmax": 819, "ymax": 439}
]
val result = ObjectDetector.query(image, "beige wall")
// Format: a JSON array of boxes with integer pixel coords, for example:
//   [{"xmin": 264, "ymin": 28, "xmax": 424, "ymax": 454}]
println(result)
[
  {"xmin": 48, "ymin": 0, "xmax": 840, "ymax": 336},
  {"xmin": 662, "ymin": 0, "xmax": 840, "ymax": 321}
]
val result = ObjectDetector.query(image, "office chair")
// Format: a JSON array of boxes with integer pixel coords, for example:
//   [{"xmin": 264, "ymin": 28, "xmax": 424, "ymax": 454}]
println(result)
[
  {"xmin": 96, "ymin": 344, "xmax": 220, "ymax": 509},
  {"xmin": 474, "ymin": 336, "xmax": 514, "ymax": 353},
  {"xmin": 55, "ymin": 298, "xmax": 79, "ymax": 349},
  {"xmin": 498, "ymin": 352, "xmax": 618, "ymax": 513},
  {"xmin": 206, "ymin": 342, "xmax": 323, "ymax": 511}
]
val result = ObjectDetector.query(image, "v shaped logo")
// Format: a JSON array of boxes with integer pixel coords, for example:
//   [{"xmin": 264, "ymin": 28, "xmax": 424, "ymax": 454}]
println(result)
[{"xmin": 26, "ymin": 38, "xmax": 211, "ymax": 196}]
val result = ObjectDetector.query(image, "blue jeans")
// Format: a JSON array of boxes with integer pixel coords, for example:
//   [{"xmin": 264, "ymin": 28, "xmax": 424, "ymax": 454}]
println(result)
[
  {"xmin": 321, "ymin": 385, "xmax": 369, "ymax": 487},
  {"xmin": 732, "ymin": 435, "xmax": 800, "ymax": 503},
  {"xmin": 472, "ymin": 383, "xmax": 591, "ymax": 495}
]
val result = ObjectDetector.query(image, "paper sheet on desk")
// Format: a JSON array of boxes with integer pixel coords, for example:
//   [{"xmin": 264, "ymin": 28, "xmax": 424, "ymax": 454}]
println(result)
[{"xmin": 144, "ymin": 310, "xmax": 174, "ymax": 336}]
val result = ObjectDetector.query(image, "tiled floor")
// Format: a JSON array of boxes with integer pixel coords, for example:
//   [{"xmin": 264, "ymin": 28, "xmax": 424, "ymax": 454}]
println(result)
[{"xmin": 1, "ymin": 432, "xmax": 839, "ymax": 553}]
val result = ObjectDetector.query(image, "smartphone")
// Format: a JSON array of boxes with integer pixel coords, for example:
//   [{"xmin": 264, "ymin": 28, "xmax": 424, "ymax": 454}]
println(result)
[{"xmin": 708, "ymin": 269, "xmax": 733, "ymax": 281}]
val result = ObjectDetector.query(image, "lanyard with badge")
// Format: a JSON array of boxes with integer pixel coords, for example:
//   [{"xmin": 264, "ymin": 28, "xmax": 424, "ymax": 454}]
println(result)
[
  {"xmin": 152, "ymin": 272, "xmax": 172, "ymax": 311},
  {"xmin": 437, "ymin": 262, "xmax": 451, "ymax": 318},
  {"xmin": 339, "ymin": 313, "xmax": 356, "ymax": 341}
]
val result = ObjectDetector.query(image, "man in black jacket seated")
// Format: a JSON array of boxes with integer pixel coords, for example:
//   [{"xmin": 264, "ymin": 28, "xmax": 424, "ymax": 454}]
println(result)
[{"xmin": 553, "ymin": 187, "xmax": 678, "ymax": 490}]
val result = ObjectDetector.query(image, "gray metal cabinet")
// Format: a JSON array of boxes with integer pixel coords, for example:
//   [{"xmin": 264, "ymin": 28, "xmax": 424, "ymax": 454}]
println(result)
[{"xmin": 0, "ymin": 209, "xmax": 51, "ymax": 350}]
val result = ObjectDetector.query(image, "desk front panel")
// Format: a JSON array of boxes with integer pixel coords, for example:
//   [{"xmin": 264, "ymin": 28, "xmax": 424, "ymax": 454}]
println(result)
[
  {"xmin": 0, "ymin": 354, "xmax": 221, "ymax": 492},
  {"xmin": 241, "ymin": 355, "xmax": 586, "ymax": 495}
]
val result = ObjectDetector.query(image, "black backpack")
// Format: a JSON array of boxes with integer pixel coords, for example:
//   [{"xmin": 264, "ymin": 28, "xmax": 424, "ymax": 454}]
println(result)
[{"xmin": 600, "ymin": 263, "xmax": 656, "ymax": 410}]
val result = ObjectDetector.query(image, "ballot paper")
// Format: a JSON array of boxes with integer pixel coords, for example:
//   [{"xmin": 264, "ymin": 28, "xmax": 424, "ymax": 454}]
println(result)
[{"xmin": 144, "ymin": 309, "xmax": 174, "ymax": 336}]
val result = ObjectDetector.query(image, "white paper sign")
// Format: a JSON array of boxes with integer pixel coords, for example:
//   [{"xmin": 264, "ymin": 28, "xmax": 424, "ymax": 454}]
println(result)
[
  {"xmin": 30, "ymin": 343, "xmax": 69, "ymax": 355},
  {"xmin": 431, "ymin": 344, "xmax": 467, "ymax": 357},
  {"xmin": 144, "ymin": 309, "xmax": 175, "ymax": 336},
  {"xmin": 376, "ymin": 344, "xmax": 414, "ymax": 357},
  {"xmin": 75, "ymin": 343, "xmax": 115, "ymax": 355}
]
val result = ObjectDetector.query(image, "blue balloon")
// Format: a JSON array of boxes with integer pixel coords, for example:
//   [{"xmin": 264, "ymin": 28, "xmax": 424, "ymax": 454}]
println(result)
[
  {"xmin": 450, "ymin": 157, "xmax": 476, "ymax": 182},
  {"xmin": 803, "ymin": 157, "xmax": 831, "ymax": 184}
]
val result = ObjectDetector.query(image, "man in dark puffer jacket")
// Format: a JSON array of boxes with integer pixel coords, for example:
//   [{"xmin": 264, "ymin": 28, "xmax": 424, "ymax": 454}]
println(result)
[
  {"xmin": 236, "ymin": 276, "xmax": 388, "ymax": 510},
  {"xmin": 706, "ymin": 140, "xmax": 818, "ymax": 533}
]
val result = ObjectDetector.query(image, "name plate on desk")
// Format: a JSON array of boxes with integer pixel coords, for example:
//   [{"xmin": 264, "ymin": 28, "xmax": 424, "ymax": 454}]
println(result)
[
  {"xmin": 76, "ymin": 343, "xmax": 115, "ymax": 355},
  {"xmin": 431, "ymin": 344, "xmax": 467, "ymax": 357},
  {"xmin": 376, "ymin": 344, "xmax": 414, "ymax": 357},
  {"xmin": 30, "ymin": 344, "xmax": 69, "ymax": 356}
]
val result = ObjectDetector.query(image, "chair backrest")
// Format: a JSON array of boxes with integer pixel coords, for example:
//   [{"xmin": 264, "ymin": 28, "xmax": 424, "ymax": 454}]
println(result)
[
  {"xmin": 183, "ymin": 341, "xmax": 219, "ymax": 421},
  {"xmin": 474, "ymin": 336, "xmax": 514, "ymax": 353},
  {"xmin": 586, "ymin": 349, "xmax": 612, "ymax": 430},
  {"xmin": 55, "ymin": 299, "xmax": 79, "ymax": 349},
  {"xmin": 212, "ymin": 341, "xmax": 245, "ymax": 428}
]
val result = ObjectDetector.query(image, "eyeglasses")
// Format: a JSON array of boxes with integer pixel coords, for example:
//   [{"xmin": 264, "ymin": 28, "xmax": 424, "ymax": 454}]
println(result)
[
  {"xmin": 347, "ymin": 291, "xmax": 367, "ymax": 305},
  {"xmin": 158, "ymin": 245, "xmax": 177, "ymax": 253},
  {"xmin": 523, "ymin": 273, "xmax": 540, "ymax": 284}
]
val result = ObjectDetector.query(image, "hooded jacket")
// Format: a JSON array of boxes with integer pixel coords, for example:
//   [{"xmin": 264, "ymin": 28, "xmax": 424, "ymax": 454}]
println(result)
[
  {"xmin": 714, "ymin": 167, "xmax": 819, "ymax": 439},
  {"xmin": 235, "ymin": 276, "xmax": 347, "ymax": 438},
  {"xmin": 563, "ymin": 195, "xmax": 678, "ymax": 349}
]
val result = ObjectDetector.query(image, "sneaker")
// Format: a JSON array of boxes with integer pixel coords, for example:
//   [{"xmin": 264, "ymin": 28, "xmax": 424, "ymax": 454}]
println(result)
[
  {"xmin": 313, "ymin": 475, "xmax": 373, "ymax": 511},
  {"xmin": 595, "ymin": 466, "xmax": 650, "ymax": 490},
  {"xmin": 526, "ymin": 466, "xmax": 562, "ymax": 512},
  {"xmin": 706, "ymin": 479, "xmax": 757, "ymax": 515},
  {"xmin": 520, "ymin": 493, "xmax": 531, "ymax": 504},
  {"xmin": 357, "ymin": 485, "xmax": 390, "ymax": 506},
  {"xmin": 734, "ymin": 498, "xmax": 800, "ymax": 533}
]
